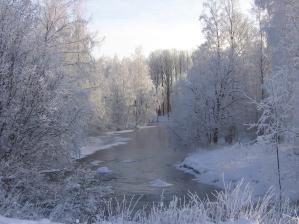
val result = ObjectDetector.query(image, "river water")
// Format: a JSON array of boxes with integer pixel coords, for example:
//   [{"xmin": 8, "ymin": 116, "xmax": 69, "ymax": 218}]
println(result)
[{"xmin": 80, "ymin": 125, "xmax": 217, "ymax": 207}]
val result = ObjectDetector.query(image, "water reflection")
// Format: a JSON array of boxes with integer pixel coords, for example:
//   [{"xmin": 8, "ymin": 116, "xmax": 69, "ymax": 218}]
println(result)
[{"xmin": 80, "ymin": 125, "xmax": 217, "ymax": 205}]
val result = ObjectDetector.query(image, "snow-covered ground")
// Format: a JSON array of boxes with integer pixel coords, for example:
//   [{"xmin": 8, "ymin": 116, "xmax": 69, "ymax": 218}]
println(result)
[
  {"xmin": 80, "ymin": 126, "xmax": 157, "ymax": 159},
  {"xmin": 106, "ymin": 129, "xmax": 135, "ymax": 135},
  {"xmin": 0, "ymin": 216, "xmax": 61, "ymax": 224},
  {"xmin": 1, "ymin": 180, "xmax": 295, "ymax": 224},
  {"xmin": 105, "ymin": 126, "xmax": 156, "ymax": 135},
  {"xmin": 80, "ymin": 135, "xmax": 130, "ymax": 158},
  {"xmin": 136, "ymin": 125, "xmax": 157, "ymax": 129},
  {"xmin": 0, "ymin": 215, "xmax": 257, "ymax": 224},
  {"xmin": 101, "ymin": 219, "xmax": 256, "ymax": 224},
  {"xmin": 222, "ymin": 219, "xmax": 257, "ymax": 224},
  {"xmin": 178, "ymin": 142, "xmax": 299, "ymax": 200}
]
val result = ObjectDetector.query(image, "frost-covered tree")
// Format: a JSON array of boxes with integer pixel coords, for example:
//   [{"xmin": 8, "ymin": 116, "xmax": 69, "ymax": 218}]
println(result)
[
  {"xmin": 148, "ymin": 49, "xmax": 192, "ymax": 116},
  {"xmin": 259, "ymin": 0, "xmax": 299, "ymax": 132},
  {"xmin": 252, "ymin": 0, "xmax": 299, "ymax": 204},
  {"xmin": 251, "ymin": 68, "xmax": 296, "ymax": 203},
  {"xmin": 130, "ymin": 48, "xmax": 157, "ymax": 126},
  {"xmin": 0, "ymin": 0, "xmax": 94, "ymax": 167},
  {"xmin": 172, "ymin": 0, "xmax": 258, "ymax": 145},
  {"xmin": 92, "ymin": 49, "xmax": 157, "ymax": 130}
]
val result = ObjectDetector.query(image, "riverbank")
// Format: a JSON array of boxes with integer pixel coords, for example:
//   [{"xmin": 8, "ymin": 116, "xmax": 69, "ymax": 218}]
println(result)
[
  {"xmin": 178, "ymin": 142, "xmax": 299, "ymax": 201},
  {"xmin": 1, "ymin": 180, "xmax": 297, "ymax": 224},
  {"xmin": 80, "ymin": 134, "xmax": 130, "ymax": 159},
  {"xmin": 1, "ymin": 129, "xmax": 298, "ymax": 223}
]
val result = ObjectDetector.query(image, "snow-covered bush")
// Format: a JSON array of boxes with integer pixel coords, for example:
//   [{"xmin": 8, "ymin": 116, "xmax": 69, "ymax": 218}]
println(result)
[
  {"xmin": 0, "ymin": 175, "xmax": 297, "ymax": 223},
  {"xmin": 96, "ymin": 182, "xmax": 298, "ymax": 224},
  {"xmin": 0, "ymin": 163, "xmax": 111, "ymax": 224}
]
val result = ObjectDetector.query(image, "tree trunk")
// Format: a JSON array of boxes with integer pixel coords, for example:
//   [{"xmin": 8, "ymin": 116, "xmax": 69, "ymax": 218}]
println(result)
[
  {"xmin": 275, "ymin": 135, "xmax": 282, "ymax": 210},
  {"xmin": 213, "ymin": 128, "xmax": 218, "ymax": 144}
]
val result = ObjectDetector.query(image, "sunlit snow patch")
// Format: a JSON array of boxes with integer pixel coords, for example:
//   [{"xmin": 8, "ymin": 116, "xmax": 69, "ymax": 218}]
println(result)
[
  {"xmin": 149, "ymin": 179, "xmax": 173, "ymax": 187},
  {"xmin": 80, "ymin": 136, "xmax": 129, "ymax": 158},
  {"xmin": 107, "ymin": 129, "xmax": 134, "ymax": 134},
  {"xmin": 97, "ymin": 167, "xmax": 112, "ymax": 174},
  {"xmin": 136, "ymin": 125, "xmax": 156, "ymax": 129}
]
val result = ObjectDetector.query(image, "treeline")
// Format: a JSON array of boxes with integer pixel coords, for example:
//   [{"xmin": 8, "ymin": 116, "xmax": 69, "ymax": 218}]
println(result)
[
  {"xmin": 148, "ymin": 50, "xmax": 192, "ymax": 116},
  {"xmin": 89, "ymin": 49, "xmax": 158, "ymax": 131},
  {"xmin": 87, "ymin": 49, "xmax": 192, "ymax": 132},
  {"xmin": 171, "ymin": 0, "xmax": 299, "ymax": 146}
]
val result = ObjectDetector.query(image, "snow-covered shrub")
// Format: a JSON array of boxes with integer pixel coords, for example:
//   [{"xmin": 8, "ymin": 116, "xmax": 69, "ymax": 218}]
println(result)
[
  {"xmin": 207, "ymin": 181, "xmax": 295, "ymax": 224},
  {"xmin": 0, "ymin": 164, "xmax": 60, "ymax": 219},
  {"xmin": 96, "ymin": 181, "xmax": 298, "ymax": 224},
  {"xmin": 0, "ymin": 164, "xmax": 111, "ymax": 224},
  {"xmin": 49, "ymin": 168, "xmax": 112, "ymax": 224},
  {"xmin": 0, "ymin": 177, "xmax": 297, "ymax": 223},
  {"xmin": 96, "ymin": 196, "xmax": 146, "ymax": 223}
]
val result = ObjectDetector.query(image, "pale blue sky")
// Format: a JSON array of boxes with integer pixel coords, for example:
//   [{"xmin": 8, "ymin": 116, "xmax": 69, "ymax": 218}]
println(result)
[{"xmin": 84, "ymin": 0, "xmax": 252, "ymax": 58}]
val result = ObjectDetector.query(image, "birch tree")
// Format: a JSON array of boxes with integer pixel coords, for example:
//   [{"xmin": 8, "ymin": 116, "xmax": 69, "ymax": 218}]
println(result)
[
  {"xmin": 252, "ymin": 0, "xmax": 299, "ymax": 204},
  {"xmin": 171, "ymin": 0, "xmax": 264, "ymax": 145}
]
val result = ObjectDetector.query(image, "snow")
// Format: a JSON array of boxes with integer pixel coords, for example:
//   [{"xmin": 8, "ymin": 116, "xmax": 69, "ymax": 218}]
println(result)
[
  {"xmin": 106, "ymin": 129, "xmax": 135, "ymax": 134},
  {"xmin": 98, "ymin": 218, "xmax": 256, "ymax": 224},
  {"xmin": 97, "ymin": 167, "xmax": 112, "ymax": 174},
  {"xmin": 136, "ymin": 125, "xmax": 157, "ymax": 129},
  {"xmin": 106, "ymin": 126, "xmax": 156, "ymax": 134},
  {"xmin": 179, "ymin": 142, "xmax": 299, "ymax": 200},
  {"xmin": 80, "ymin": 135, "xmax": 129, "ymax": 158},
  {"xmin": 222, "ymin": 218, "xmax": 257, "ymax": 224},
  {"xmin": 0, "ymin": 216, "xmax": 61, "ymax": 224},
  {"xmin": 80, "ymin": 126, "xmax": 156, "ymax": 160},
  {"xmin": 149, "ymin": 179, "xmax": 173, "ymax": 188}
]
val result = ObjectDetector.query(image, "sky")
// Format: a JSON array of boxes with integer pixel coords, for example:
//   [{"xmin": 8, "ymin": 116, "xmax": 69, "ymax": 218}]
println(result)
[{"xmin": 84, "ymin": 0, "xmax": 253, "ymax": 59}]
